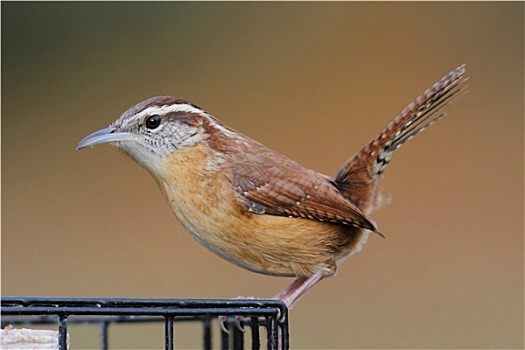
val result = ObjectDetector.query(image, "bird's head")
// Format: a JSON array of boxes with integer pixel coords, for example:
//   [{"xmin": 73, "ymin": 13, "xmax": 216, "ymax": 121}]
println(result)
[{"xmin": 76, "ymin": 96, "xmax": 224, "ymax": 172}]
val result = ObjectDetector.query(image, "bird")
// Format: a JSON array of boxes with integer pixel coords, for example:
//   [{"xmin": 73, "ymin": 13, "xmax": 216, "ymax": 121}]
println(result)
[{"xmin": 77, "ymin": 65, "xmax": 466, "ymax": 310}]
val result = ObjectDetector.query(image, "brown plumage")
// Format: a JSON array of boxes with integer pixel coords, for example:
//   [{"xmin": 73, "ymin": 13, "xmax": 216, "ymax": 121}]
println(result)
[
  {"xmin": 77, "ymin": 65, "xmax": 467, "ymax": 310},
  {"xmin": 336, "ymin": 65, "xmax": 466, "ymax": 213}
]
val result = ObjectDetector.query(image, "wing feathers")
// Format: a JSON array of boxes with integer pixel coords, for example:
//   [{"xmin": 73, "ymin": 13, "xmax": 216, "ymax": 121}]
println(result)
[{"xmin": 232, "ymin": 162, "xmax": 380, "ymax": 234}]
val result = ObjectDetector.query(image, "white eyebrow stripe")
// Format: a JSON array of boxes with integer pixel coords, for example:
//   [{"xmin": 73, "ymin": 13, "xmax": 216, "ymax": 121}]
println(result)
[
  {"xmin": 132, "ymin": 101, "xmax": 241, "ymax": 140},
  {"xmin": 135, "ymin": 103, "xmax": 208, "ymax": 120}
]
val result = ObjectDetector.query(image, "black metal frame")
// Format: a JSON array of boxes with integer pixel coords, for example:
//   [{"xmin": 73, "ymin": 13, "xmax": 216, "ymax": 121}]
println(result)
[{"xmin": 1, "ymin": 297, "xmax": 289, "ymax": 350}]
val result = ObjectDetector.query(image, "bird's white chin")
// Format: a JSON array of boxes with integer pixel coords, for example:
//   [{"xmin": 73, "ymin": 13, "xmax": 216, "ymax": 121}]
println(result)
[{"xmin": 117, "ymin": 141, "xmax": 165, "ymax": 174}]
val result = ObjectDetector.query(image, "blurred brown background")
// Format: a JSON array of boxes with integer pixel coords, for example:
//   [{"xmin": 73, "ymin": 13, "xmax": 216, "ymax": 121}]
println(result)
[{"xmin": 2, "ymin": 2, "xmax": 523, "ymax": 349}]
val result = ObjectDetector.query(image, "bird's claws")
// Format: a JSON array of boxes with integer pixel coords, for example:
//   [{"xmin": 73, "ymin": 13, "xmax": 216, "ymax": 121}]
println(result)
[
  {"xmin": 218, "ymin": 296, "xmax": 259, "ymax": 333},
  {"xmin": 218, "ymin": 315, "xmax": 245, "ymax": 333},
  {"xmin": 234, "ymin": 316, "xmax": 245, "ymax": 332}
]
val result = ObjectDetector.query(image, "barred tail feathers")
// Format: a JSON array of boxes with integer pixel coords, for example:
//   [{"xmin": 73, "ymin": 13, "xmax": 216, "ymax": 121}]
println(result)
[{"xmin": 335, "ymin": 65, "xmax": 467, "ymax": 213}]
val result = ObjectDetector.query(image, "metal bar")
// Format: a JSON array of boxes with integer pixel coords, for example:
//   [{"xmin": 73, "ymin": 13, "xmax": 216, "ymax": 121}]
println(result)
[
  {"xmin": 165, "ymin": 316, "xmax": 174, "ymax": 350},
  {"xmin": 233, "ymin": 318, "xmax": 244, "ymax": 350},
  {"xmin": 100, "ymin": 320, "xmax": 109, "ymax": 350},
  {"xmin": 1, "ymin": 297, "xmax": 285, "ymax": 309},
  {"xmin": 266, "ymin": 316, "xmax": 278, "ymax": 350},
  {"xmin": 251, "ymin": 317, "xmax": 260, "ymax": 350},
  {"xmin": 2, "ymin": 306, "xmax": 278, "ymax": 317},
  {"xmin": 280, "ymin": 320, "xmax": 289, "ymax": 350},
  {"xmin": 220, "ymin": 320, "xmax": 229, "ymax": 350},
  {"xmin": 202, "ymin": 317, "xmax": 212, "ymax": 350},
  {"xmin": 278, "ymin": 305, "xmax": 289, "ymax": 350},
  {"xmin": 0, "ymin": 315, "xmax": 209, "ymax": 326},
  {"xmin": 58, "ymin": 315, "xmax": 68, "ymax": 350},
  {"xmin": 0, "ymin": 297, "xmax": 290, "ymax": 349}
]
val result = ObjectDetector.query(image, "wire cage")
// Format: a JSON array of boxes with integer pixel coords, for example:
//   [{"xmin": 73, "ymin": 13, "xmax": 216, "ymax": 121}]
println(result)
[{"xmin": 1, "ymin": 297, "xmax": 289, "ymax": 350}]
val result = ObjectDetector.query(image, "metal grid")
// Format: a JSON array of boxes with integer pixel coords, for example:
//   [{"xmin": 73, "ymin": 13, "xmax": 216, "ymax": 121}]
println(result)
[{"xmin": 1, "ymin": 297, "xmax": 289, "ymax": 350}]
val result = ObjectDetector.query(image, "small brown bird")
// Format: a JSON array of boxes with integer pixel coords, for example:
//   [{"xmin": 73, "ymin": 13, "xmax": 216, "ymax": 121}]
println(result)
[{"xmin": 77, "ymin": 66, "xmax": 466, "ymax": 310}]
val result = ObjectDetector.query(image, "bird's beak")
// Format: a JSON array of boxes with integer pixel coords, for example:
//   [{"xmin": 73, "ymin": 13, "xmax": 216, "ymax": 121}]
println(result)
[{"xmin": 76, "ymin": 126, "xmax": 135, "ymax": 150}]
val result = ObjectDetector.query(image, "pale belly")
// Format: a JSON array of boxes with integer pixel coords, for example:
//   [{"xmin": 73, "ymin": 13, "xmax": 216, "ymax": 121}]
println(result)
[
  {"xmin": 152, "ymin": 146, "xmax": 370, "ymax": 278},
  {"xmin": 163, "ymin": 179, "xmax": 369, "ymax": 277}
]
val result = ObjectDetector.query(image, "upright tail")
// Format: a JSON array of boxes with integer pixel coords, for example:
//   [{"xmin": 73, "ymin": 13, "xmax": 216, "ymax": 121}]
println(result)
[{"xmin": 335, "ymin": 65, "xmax": 467, "ymax": 214}]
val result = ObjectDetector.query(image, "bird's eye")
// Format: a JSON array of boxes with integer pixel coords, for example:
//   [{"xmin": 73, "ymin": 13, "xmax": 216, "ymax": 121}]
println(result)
[{"xmin": 145, "ymin": 115, "xmax": 161, "ymax": 129}]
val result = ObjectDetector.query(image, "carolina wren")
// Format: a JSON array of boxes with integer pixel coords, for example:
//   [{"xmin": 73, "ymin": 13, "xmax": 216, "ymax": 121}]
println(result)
[{"xmin": 77, "ymin": 66, "xmax": 466, "ymax": 309}]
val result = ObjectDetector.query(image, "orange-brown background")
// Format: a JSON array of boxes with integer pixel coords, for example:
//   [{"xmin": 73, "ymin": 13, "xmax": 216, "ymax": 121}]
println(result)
[{"xmin": 2, "ymin": 2, "xmax": 523, "ymax": 349}]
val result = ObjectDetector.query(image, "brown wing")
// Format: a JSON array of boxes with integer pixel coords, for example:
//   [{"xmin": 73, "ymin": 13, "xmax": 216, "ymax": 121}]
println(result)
[{"xmin": 231, "ymin": 154, "xmax": 380, "ymax": 235}]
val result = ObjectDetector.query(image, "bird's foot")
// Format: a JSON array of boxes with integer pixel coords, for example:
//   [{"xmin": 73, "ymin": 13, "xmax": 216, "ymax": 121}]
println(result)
[
  {"xmin": 218, "ymin": 314, "xmax": 245, "ymax": 333},
  {"xmin": 218, "ymin": 296, "xmax": 256, "ymax": 333}
]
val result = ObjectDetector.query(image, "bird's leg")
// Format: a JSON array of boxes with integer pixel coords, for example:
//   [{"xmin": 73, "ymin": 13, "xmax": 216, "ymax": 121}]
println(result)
[
  {"xmin": 219, "ymin": 273, "xmax": 323, "ymax": 335},
  {"xmin": 273, "ymin": 272, "xmax": 324, "ymax": 309}
]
